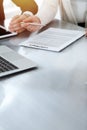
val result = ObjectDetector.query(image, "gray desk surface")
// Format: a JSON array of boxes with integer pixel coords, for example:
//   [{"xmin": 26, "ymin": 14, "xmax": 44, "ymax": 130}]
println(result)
[{"xmin": 0, "ymin": 19, "xmax": 87, "ymax": 130}]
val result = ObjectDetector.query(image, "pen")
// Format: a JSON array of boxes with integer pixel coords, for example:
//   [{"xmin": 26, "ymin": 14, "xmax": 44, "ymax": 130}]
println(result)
[{"xmin": 21, "ymin": 22, "xmax": 45, "ymax": 26}]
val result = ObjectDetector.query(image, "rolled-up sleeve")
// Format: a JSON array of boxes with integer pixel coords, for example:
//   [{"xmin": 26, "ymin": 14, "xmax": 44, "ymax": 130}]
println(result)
[{"xmin": 36, "ymin": 0, "xmax": 58, "ymax": 25}]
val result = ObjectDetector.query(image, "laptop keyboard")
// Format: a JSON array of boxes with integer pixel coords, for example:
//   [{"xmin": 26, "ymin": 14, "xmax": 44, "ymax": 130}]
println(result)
[{"xmin": 0, "ymin": 56, "xmax": 18, "ymax": 73}]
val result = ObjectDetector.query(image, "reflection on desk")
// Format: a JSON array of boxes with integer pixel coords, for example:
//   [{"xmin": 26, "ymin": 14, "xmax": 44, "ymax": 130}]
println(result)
[{"xmin": 0, "ymin": 19, "xmax": 87, "ymax": 130}]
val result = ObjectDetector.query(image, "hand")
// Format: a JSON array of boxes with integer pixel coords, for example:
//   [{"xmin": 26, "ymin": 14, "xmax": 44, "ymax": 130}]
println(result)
[
  {"xmin": 21, "ymin": 15, "xmax": 41, "ymax": 32},
  {"xmin": 9, "ymin": 14, "xmax": 31, "ymax": 33}
]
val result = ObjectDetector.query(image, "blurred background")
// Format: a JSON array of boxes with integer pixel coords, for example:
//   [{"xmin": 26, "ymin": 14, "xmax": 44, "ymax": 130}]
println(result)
[
  {"xmin": 4, "ymin": 0, "xmax": 59, "ymax": 19},
  {"xmin": 4, "ymin": 0, "xmax": 44, "ymax": 19}
]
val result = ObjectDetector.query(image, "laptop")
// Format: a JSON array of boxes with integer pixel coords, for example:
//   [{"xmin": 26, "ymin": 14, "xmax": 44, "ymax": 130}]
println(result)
[
  {"xmin": 0, "ymin": 25, "xmax": 17, "ymax": 39},
  {"xmin": 20, "ymin": 28, "xmax": 85, "ymax": 52},
  {"xmin": 0, "ymin": 46, "xmax": 37, "ymax": 77}
]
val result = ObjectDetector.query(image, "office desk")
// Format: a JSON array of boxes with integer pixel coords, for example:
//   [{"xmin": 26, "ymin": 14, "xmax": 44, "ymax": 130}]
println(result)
[{"xmin": 0, "ymin": 19, "xmax": 87, "ymax": 130}]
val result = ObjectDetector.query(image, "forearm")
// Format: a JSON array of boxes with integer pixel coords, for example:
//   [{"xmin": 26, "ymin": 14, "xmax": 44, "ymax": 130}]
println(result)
[{"xmin": 36, "ymin": 0, "xmax": 58, "ymax": 25}]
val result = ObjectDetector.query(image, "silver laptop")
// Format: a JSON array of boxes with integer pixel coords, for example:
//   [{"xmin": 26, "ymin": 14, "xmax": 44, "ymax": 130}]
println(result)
[{"xmin": 0, "ymin": 46, "xmax": 37, "ymax": 77}]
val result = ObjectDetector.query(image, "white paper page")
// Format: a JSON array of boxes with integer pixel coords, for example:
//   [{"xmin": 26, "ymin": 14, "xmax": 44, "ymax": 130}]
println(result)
[{"xmin": 20, "ymin": 28, "xmax": 85, "ymax": 52}]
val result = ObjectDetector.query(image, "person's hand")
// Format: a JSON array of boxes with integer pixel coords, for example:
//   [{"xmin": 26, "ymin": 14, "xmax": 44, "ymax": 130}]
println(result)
[
  {"xmin": 9, "ymin": 14, "xmax": 31, "ymax": 33},
  {"xmin": 21, "ymin": 15, "xmax": 41, "ymax": 32}
]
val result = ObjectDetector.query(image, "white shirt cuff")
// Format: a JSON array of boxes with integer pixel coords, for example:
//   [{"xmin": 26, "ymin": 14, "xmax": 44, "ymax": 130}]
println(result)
[{"xmin": 23, "ymin": 11, "xmax": 33, "ymax": 16}]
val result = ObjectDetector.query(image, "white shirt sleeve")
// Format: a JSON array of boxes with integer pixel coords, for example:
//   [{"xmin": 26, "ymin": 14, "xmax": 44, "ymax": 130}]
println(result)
[
  {"xmin": 23, "ymin": 11, "xmax": 33, "ymax": 16},
  {"xmin": 36, "ymin": 0, "xmax": 58, "ymax": 25}
]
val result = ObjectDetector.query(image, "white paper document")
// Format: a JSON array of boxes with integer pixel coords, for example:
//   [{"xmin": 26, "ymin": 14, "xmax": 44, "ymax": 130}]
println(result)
[{"xmin": 20, "ymin": 28, "xmax": 85, "ymax": 52}]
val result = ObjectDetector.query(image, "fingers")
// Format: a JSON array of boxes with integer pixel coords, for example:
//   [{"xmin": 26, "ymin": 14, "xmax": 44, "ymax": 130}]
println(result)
[
  {"xmin": 9, "ymin": 23, "xmax": 25, "ymax": 33},
  {"xmin": 23, "ymin": 16, "xmax": 41, "ymax": 23},
  {"xmin": 9, "ymin": 22, "xmax": 24, "ymax": 33},
  {"xmin": 9, "ymin": 14, "xmax": 30, "ymax": 33},
  {"xmin": 10, "ymin": 14, "xmax": 30, "ymax": 24},
  {"xmin": 10, "ymin": 15, "xmax": 20, "ymax": 23},
  {"xmin": 9, "ymin": 15, "xmax": 41, "ymax": 33},
  {"xmin": 21, "ymin": 23, "xmax": 41, "ymax": 32},
  {"xmin": 16, "ymin": 28, "xmax": 25, "ymax": 33},
  {"xmin": 21, "ymin": 16, "xmax": 41, "ymax": 32}
]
